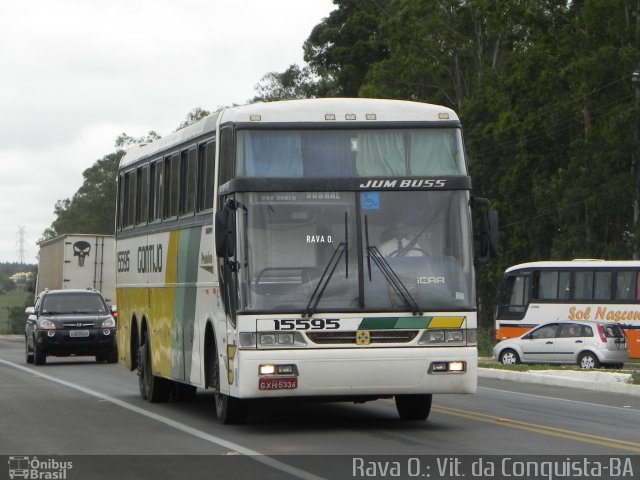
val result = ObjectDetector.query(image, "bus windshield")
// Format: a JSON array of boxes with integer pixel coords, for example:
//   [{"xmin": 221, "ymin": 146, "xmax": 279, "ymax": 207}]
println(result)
[
  {"xmin": 235, "ymin": 128, "xmax": 467, "ymax": 177},
  {"xmin": 236, "ymin": 190, "xmax": 474, "ymax": 313}
]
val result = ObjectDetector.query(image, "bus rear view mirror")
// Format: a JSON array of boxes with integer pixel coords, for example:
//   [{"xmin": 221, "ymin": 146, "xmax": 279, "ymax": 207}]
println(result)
[
  {"xmin": 215, "ymin": 202, "xmax": 236, "ymax": 258},
  {"xmin": 481, "ymin": 210, "xmax": 499, "ymax": 258},
  {"xmin": 471, "ymin": 197, "xmax": 498, "ymax": 265}
]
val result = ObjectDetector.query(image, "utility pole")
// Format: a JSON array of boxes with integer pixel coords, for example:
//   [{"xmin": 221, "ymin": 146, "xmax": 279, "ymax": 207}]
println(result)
[
  {"xmin": 632, "ymin": 67, "xmax": 640, "ymax": 260},
  {"xmin": 16, "ymin": 226, "xmax": 26, "ymax": 264}
]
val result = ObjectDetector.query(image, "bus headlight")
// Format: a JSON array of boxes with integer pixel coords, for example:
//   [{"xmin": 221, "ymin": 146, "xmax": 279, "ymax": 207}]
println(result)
[
  {"xmin": 429, "ymin": 361, "xmax": 467, "ymax": 373},
  {"xmin": 419, "ymin": 329, "xmax": 468, "ymax": 345},
  {"xmin": 239, "ymin": 332, "xmax": 307, "ymax": 349},
  {"xmin": 466, "ymin": 329, "xmax": 478, "ymax": 346}
]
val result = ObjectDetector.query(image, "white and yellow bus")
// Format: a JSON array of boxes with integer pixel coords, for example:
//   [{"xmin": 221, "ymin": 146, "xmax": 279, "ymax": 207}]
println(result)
[
  {"xmin": 495, "ymin": 260, "xmax": 640, "ymax": 358},
  {"xmin": 115, "ymin": 98, "xmax": 497, "ymax": 424}
]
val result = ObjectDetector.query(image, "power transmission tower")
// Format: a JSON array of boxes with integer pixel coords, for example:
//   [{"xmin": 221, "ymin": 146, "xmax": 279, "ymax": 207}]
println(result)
[{"xmin": 16, "ymin": 226, "xmax": 26, "ymax": 264}]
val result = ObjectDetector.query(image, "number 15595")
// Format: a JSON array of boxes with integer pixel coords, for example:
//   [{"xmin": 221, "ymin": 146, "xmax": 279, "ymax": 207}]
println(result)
[{"xmin": 273, "ymin": 319, "xmax": 340, "ymax": 330}]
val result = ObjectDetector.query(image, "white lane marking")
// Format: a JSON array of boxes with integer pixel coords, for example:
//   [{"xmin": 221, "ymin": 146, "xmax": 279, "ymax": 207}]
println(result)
[
  {"xmin": 0, "ymin": 358, "xmax": 326, "ymax": 480},
  {"xmin": 478, "ymin": 386, "xmax": 640, "ymax": 412}
]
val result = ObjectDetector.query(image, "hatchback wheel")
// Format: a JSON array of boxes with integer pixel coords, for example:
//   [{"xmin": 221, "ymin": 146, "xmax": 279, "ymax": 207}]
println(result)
[
  {"xmin": 578, "ymin": 351, "xmax": 600, "ymax": 369},
  {"xmin": 499, "ymin": 349, "xmax": 520, "ymax": 365}
]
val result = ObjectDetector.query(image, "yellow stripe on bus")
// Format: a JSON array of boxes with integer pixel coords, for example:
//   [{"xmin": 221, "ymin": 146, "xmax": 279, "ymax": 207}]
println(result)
[{"xmin": 428, "ymin": 316, "xmax": 465, "ymax": 328}]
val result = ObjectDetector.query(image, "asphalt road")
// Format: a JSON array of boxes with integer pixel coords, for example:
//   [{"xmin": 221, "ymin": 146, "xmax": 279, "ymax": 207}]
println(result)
[{"xmin": 1, "ymin": 337, "xmax": 639, "ymax": 480}]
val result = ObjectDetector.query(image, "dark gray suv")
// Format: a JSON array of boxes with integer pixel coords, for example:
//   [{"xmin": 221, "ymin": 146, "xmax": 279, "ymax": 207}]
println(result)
[{"xmin": 25, "ymin": 289, "xmax": 117, "ymax": 365}]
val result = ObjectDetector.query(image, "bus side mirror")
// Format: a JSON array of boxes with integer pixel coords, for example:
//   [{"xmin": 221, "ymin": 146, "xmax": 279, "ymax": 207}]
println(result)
[
  {"xmin": 215, "ymin": 201, "xmax": 236, "ymax": 258},
  {"xmin": 472, "ymin": 197, "xmax": 498, "ymax": 265}
]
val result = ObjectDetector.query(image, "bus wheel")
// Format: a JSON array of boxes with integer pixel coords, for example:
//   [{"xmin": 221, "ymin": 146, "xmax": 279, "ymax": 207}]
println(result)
[
  {"xmin": 211, "ymin": 343, "xmax": 248, "ymax": 424},
  {"xmin": 578, "ymin": 352, "xmax": 600, "ymax": 370},
  {"xmin": 395, "ymin": 394, "xmax": 432, "ymax": 421},
  {"xmin": 137, "ymin": 335, "xmax": 170, "ymax": 402},
  {"xmin": 499, "ymin": 349, "xmax": 520, "ymax": 365}
]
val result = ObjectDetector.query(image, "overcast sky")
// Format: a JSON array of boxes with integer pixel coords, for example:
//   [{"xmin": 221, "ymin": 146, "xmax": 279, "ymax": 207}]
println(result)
[{"xmin": 0, "ymin": 0, "xmax": 334, "ymax": 264}]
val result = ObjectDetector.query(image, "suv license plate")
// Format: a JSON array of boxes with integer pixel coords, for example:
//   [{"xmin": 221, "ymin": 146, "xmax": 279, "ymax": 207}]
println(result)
[
  {"xmin": 259, "ymin": 378, "xmax": 298, "ymax": 390},
  {"xmin": 69, "ymin": 330, "xmax": 90, "ymax": 338}
]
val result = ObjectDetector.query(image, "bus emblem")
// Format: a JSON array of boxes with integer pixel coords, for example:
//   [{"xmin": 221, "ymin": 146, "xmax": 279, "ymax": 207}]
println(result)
[{"xmin": 356, "ymin": 330, "xmax": 371, "ymax": 345}]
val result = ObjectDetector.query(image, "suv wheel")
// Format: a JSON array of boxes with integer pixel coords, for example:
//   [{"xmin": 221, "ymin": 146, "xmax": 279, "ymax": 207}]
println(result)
[
  {"xmin": 25, "ymin": 337, "xmax": 34, "ymax": 364},
  {"xmin": 578, "ymin": 351, "xmax": 600, "ymax": 369},
  {"xmin": 499, "ymin": 349, "xmax": 520, "ymax": 365},
  {"xmin": 34, "ymin": 345, "xmax": 46, "ymax": 366}
]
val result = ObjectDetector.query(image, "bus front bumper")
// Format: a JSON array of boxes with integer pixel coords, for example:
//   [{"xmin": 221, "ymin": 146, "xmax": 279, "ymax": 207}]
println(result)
[{"xmin": 233, "ymin": 346, "xmax": 477, "ymax": 399}]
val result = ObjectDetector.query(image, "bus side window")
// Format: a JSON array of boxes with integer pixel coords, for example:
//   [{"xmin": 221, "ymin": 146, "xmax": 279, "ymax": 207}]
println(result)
[
  {"xmin": 573, "ymin": 271, "xmax": 593, "ymax": 300},
  {"xmin": 594, "ymin": 271, "xmax": 612, "ymax": 300},
  {"xmin": 616, "ymin": 271, "xmax": 635, "ymax": 300},
  {"xmin": 498, "ymin": 274, "xmax": 529, "ymax": 318},
  {"xmin": 536, "ymin": 271, "xmax": 558, "ymax": 299},
  {"xmin": 558, "ymin": 271, "xmax": 571, "ymax": 300}
]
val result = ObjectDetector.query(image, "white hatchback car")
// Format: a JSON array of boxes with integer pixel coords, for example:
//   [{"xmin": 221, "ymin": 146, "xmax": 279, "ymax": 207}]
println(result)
[{"xmin": 493, "ymin": 321, "xmax": 628, "ymax": 369}]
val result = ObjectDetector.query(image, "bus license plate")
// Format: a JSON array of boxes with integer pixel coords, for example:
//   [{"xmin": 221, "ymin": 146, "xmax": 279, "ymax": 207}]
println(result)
[
  {"xmin": 259, "ymin": 378, "xmax": 297, "ymax": 390},
  {"xmin": 69, "ymin": 330, "xmax": 90, "ymax": 338}
]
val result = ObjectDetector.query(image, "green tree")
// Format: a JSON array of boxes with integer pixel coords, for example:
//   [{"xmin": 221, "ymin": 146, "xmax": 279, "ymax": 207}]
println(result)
[
  {"xmin": 115, "ymin": 131, "xmax": 161, "ymax": 149},
  {"xmin": 41, "ymin": 151, "xmax": 124, "ymax": 240},
  {"xmin": 176, "ymin": 107, "xmax": 211, "ymax": 130},
  {"xmin": 251, "ymin": 64, "xmax": 319, "ymax": 102},
  {"xmin": 303, "ymin": 0, "xmax": 389, "ymax": 97}
]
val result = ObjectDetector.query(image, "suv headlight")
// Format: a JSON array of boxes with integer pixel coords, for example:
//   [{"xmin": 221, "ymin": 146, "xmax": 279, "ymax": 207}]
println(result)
[
  {"xmin": 102, "ymin": 317, "xmax": 116, "ymax": 328},
  {"xmin": 37, "ymin": 319, "xmax": 56, "ymax": 330}
]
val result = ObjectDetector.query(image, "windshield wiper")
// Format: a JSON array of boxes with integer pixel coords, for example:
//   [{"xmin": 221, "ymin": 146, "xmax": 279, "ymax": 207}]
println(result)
[
  {"xmin": 303, "ymin": 212, "xmax": 349, "ymax": 318},
  {"xmin": 303, "ymin": 243, "xmax": 346, "ymax": 318},
  {"xmin": 364, "ymin": 215, "xmax": 422, "ymax": 316}
]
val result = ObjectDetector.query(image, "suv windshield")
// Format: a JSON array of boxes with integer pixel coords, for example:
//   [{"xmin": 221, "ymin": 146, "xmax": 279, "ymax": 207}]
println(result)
[
  {"xmin": 40, "ymin": 293, "xmax": 108, "ymax": 315},
  {"xmin": 235, "ymin": 190, "xmax": 474, "ymax": 313}
]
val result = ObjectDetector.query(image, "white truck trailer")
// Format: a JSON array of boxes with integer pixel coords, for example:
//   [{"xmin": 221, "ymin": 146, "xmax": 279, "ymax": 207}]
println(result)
[{"xmin": 36, "ymin": 234, "xmax": 116, "ymax": 303}]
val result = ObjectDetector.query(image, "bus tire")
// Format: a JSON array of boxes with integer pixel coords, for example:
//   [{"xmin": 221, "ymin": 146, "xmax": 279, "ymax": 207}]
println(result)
[
  {"xmin": 138, "ymin": 335, "xmax": 170, "ymax": 402},
  {"xmin": 395, "ymin": 394, "xmax": 432, "ymax": 421},
  {"xmin": 578, "ymin": 351, "xmax": 600, "ymax": 370},
  {"xmin": 208, "ymin": 334, "xmax": 248, "ymax": 424},
  {"xmin": 499, "ymin": 349, "xmax": 520, "ymax": 365},
  {"xmin": 215, "ymin": 393, "xmax": 249, "ymax": 425}
]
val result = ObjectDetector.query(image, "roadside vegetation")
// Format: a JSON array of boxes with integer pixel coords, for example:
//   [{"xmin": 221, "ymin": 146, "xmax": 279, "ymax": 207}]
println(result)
[
  {"xmin": 0, "ymin": 263, "xmax": 36, "ymax": 334},
  {"xmin": 478, "ymin": 359, "xmax": 640, "ymax": 385}
]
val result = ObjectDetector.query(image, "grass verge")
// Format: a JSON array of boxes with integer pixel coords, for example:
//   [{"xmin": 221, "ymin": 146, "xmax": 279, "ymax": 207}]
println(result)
[{"xmin": 478, "ymin": 361, "xmax": 639, "ymax": 385}]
